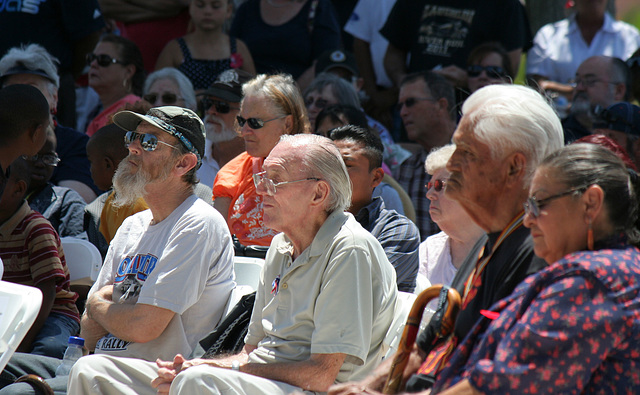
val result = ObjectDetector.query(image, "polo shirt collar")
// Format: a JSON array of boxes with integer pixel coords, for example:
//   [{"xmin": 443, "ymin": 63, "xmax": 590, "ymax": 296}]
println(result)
[
  {"xmin": 355, "ymin": 197, "xmax": 384, "ymax": 229},
  {"xmin": 0, "ymin": 200, "xmax": 30, "ymax": 238},
  {"xmin": 568, "ymin": 11, "xmax": 615, "ymax": 34}
]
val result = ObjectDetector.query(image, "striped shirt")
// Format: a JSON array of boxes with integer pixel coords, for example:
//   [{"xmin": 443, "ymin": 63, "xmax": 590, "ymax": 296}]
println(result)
[
  {"xmin": 355, "ymin": 197, "xmax": 420, "ymax": 292},
  {"xmin": 392, "ymin": 149, "xmax": 439, "ymax": 239},
  {"xmin": 0, "ymin": 201, "xmax": 79, "ymax": 322}
]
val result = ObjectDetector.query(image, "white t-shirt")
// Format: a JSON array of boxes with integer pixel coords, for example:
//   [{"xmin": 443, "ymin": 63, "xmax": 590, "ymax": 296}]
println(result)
[
  {"xmin": 90, "ymin": 195, "xmax": 235, "ymax": 361},
  {"xmin": 344, "ymin": 0, "xmax": 397, "ymax": 88},
  {"xmin": 526, "ymin": 12, "xmax": 640, "ymax": 83}
]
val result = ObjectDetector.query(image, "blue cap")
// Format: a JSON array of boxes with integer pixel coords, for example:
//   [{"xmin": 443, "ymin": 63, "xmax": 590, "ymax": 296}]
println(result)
[{"xmin": 68, "ymin": 336, "xmax": 85, "ymax": 346}]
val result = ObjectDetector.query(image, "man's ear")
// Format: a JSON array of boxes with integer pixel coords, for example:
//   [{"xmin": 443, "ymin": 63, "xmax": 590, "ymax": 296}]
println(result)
[
  {"xmin": 506, "ymin": 152, "xmax": 526, "ymax": 185},
  {"xmin": 310, "ymin": 179, "xmax": 330, "ymax": 209},
  {"xmin": 174, "ymin": 153, "xmax": 198, "ymax": 177},
  {"xmin": 613, "ymin": 82, "xmax": 627, "ymax": 102},
  {"xmin": 13, "ymin": 179, "xmax": 28, "ymax": 198},
  {"xmin": 371, "ymin": 167, "xmax": 385, "ymax": 188},
  {"xmin": 104, "ymin": 156, "xmax": 115, "ymax": 170}
]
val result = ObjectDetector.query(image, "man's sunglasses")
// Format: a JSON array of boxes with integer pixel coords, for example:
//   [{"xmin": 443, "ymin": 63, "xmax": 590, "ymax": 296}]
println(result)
[
  {"xmin": 202, "ymin": 98, "xmax": 239, "ymax": 114},
  {"xmin": 467, "ymin": 65, "xmax": 508, "ymax": 79},
  {"xmin": 426, "ymin": 178, "xmax": 447, "ymax": 192},
  {"xmin": 143, "ymin": 92, "xmax": 182, "ymax": 105},
  {"xmin": 397, "ymin": 97, "xmax": 437, "ymax": 111},
  {"xmin": 86, "ymin": 53, "xmax": 125, "ymax": 67},
  {"xmin": 236, "ymin": 115, "xmax": 286, "ymax": 129},
  {"xmin": 124, "ymin": 131, "xmax": 179, "ymax": 152}
]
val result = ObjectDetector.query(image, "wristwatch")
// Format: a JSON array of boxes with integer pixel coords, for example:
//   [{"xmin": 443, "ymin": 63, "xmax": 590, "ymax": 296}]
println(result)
[{"xmin": 231, "ymin": 361, "xmax": 240, "ymax": 371}]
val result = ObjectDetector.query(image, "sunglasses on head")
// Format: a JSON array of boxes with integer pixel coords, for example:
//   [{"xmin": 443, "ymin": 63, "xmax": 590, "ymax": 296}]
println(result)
[
  {"xmin": 426, "ymin": 178, "xmax": 447, "ymax": 192},
  {"xmin": 86, "ymin": 53, "xmax": 124, "ymax": 67},
  {"xmin": 236, "ymin": 115, "xmax": 286, "ymax": 129},
  {"xmin": 143, "ymin": 92, "xmax": 182, "ymax": 105},
  {"xmin": 124, "ymin": 131, "xmax": 180, "ymax": 152},
  {"xmin": 467, "ymin": 65, "xmax": 508, "ymax": 79},
  {"xmin": 202, "ymin": 98, "xmax": 239, "ymax": 114}
]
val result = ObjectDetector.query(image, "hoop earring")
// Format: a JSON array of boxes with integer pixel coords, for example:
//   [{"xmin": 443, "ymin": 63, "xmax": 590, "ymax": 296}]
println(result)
[{"xmin": 587, "ymin": 219, "xmax": 594, "ymax": 250}]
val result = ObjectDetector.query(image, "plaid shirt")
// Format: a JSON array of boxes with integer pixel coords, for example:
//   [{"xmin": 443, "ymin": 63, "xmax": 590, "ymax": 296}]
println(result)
[
  {"xmin": 393, "ymin": 149, "xmax": 439, "ymax": 239},
  {"xmin": 355, "ymin": 197, "xmax": 420, "ymax": 292}
]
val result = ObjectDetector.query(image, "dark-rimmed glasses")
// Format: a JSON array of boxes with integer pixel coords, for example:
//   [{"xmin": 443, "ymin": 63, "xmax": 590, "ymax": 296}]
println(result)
[
  {"xmin": 22, "ymin": 153, "xmax": 60, "ymax": 167},
  {"xmin": 524, "ymin": 187, "xmax": 586, "ymax": 218},
  {"xmin": 202, "ymin": 98, "xmax": 239, "ymax": 114},
  {"xmin": 86, "ymin": 53, "xmax": 125, "ymax": 67},
  {"xmin": 143, "ymin": 92, "xmax": 182, "ymax": 105},
  {"xmin": 467, "ymin": 65, "xmax": 508, "ymax": 79},
  {"xmin": 124, "ymin": 131, "xmax": 180, "ymax": 152},
  {"xmin": 305, "ymin": 97, "xmax": 329, "ymax": 109},
  {"xmin": 253, "ymin": 171, "xmax": 321, "ymax": 196},
  {"xmin": 237, "ymin": 115, "xmax": 286, "ymax": 129},
  {"xmin": 426, "ymin": 179, "xmax": 447, "ymax": 192}
]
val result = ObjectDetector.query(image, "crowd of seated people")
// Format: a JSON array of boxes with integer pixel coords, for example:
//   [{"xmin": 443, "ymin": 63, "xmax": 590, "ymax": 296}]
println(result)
[{"xmin": 1, "ymin": 1, "xmax": 640, "ymax": 394}]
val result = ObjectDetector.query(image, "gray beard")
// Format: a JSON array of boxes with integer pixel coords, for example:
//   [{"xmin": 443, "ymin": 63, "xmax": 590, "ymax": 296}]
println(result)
[
  {"xmin": 205, "ymin": 116, "xmax": 238, "ymax": 144},
  {"xmin": 111, "ymin": 156, "xmax": 172, "ymax": 208}
]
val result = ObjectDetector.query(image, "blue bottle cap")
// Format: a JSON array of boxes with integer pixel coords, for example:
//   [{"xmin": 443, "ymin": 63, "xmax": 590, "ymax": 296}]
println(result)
[{"xmin": 68, "ymin": 336, "xmax": 85, "ymax": 346}]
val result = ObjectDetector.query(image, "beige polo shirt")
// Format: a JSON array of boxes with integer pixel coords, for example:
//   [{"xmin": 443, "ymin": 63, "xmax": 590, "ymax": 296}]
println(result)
[{"xmin": 246, "ymin": 210, "xmax": 398, "ymax": 383}]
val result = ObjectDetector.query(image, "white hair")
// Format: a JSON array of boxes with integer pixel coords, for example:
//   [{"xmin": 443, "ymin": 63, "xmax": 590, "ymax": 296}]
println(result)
[
  {"xmin": 425, "ymin": 144, "xmax": 456, "ymax": 175},
  {"xmin": 144, "ymin": 67, "xmax": 197, "ymax": 111},
  {"xmin": 278, "ymin": 134, "xmax": 352, "ymax": 213},
  {"xmin": 461, "ymin": 84, "xmax": 564, "ymax": 183},
  {"xmin": 0, "ymin": 44, "xmax": 59, "ymax": 92}
]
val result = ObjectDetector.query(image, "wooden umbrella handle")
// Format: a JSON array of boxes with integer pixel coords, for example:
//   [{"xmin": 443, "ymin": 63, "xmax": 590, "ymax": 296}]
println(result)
[{"xmin": 382, "ymin": 285, "xmax": 461, "ymax": 394}]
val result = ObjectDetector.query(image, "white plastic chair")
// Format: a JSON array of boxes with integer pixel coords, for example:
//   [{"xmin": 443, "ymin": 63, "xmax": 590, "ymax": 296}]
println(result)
[
  {"xmin": 233, "ymin": 257, "xmax": 265, "ymax": 291},
  {"xmin": 382, "ymin": 291, "xmax": 418, "ymax": 359},
  {"xmin": 61, "ymin": 237, "xmax": 102, "ymax": 286},
  {"xmin": 222, "ymin": 285, "xmax": 255, "ymax": 318},
  {"xmin": 0, "ymin": 281, "xmax": 42, "ymax": 371}
]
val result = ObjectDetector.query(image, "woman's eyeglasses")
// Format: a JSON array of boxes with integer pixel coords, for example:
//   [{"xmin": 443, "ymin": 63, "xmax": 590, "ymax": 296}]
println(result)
[
  {"xmin": 86, "ymin": 53, "xmax": 125, "ymax": 67},
  {"xmin": 467, "ymin": 65, "xmax": 508, "ymax": 79},
  {"xmin": 143, "ymin": 92, "xmax": 183, "ymax": 105},
  {"xmin": 124, "ymin": 131, "xmax": 180, "ymax": 152},
  {"xmin": 202, "ymin": 98, "xmax": 239, "ymax": 114},
  {"xmin": 253, "ymin": 171, "xmax": 321, "ymax": 196},
  {"xmin": 22, "ymin": 153, "xmax": 60, "ymax": 167},
  {"xmin": 523, "ymin": 187, "xmax": 586, "ymax": 218},
  {"xmin": 237, "ymin": 115, "xmax": 286, "ymax": 129},
  {"xmin": 426, "ymin": 178, "xmax": 447, "ymax": 193}
]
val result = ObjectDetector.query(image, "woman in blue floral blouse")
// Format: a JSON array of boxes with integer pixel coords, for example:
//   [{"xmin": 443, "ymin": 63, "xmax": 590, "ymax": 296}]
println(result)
[{"xmin": 433, "ymin": 143, "xmax": 640, "ymax": 394}]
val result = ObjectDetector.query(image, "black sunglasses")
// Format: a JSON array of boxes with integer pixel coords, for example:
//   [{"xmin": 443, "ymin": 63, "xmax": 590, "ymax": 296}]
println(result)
[
  {"xmin": 467, "ymin": 65, "xmax": 508, "ymax": 79},
  {"xmin": 143, "ymin": 92, "xmax": 182, "ymax": 105},
  {"xmin": 426, "ymin": 178, "xmax": 447, "ymax": 192},
  {"xmin": 202, "ymin": 98, "xmax": 239, "ymax": 114},
  {"xmin": 124, "ymin": 131, "xmax": 179, "ymax": 152},
  {"xmin": 236, "ymin": 115, "xmax": 286, "ymax": 129},
  {"xmin": 397, "ymin": 97, "xmax": 437, "ymax": 111},
  {"xmin": 86, "ymin": 53, "xmax": 124, "ymax": 67}
]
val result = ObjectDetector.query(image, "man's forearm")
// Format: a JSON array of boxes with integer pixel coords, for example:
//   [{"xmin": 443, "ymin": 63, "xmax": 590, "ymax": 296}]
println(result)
[
  {"xmin": 240, "ymin": 353, "xmax": 346, "ymax": 392},
  {"xmin": 98, "ymin": 0, "xmax": 188, "ymax": 22},
  {"xmin": 384, "ymin": 44, "xmax": 407, "ymax": 88},
  {"xmin": 80, "ymin": 313, "xmax": 109, "ymax": 351}
]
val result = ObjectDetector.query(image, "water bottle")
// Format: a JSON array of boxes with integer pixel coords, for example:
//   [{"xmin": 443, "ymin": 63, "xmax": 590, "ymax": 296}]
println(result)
[{"xmin": 55, "ymin": 336, "xmax": 85, "ymax": 376}]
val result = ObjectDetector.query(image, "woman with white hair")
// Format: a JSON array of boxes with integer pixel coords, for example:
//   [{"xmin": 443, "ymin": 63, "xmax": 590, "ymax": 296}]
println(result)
[
  {"xmin": 419, "ymin": 144, "xmax": 484, "ymax": 286},
  {"xmin": 0, "ymin": 43, "xmax": 100, "ymax": 202},
  {"xmin": 143, "ymin": 67, "xmax": 197, "ymax": 111}
]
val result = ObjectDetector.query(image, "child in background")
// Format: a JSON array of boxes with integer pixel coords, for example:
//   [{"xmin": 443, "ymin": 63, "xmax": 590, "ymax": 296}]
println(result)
[
  {"xmin": 85, "ymin": 124, "xmax": 149, "ymax": 257},
  {"xmin": 0, "ymin": 157, "xmax": 79, "ymax": 358},
  {"xmin": 25, "ymin": 130, "xmax": 87, "ymax": 238},
  {"xmin": 155, "ymin": 0, "xmax": 256, "ymax": 92}
]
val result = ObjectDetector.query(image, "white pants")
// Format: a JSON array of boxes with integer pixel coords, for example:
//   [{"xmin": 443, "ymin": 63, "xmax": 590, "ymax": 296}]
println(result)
[{"xmin": 67, "ymin": 354, "xmax": 317, "ymax": 394}]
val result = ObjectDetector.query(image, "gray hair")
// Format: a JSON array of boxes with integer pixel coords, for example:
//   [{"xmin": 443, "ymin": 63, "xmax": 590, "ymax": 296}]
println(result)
[
  {"xmin": 0, "ymin": 44, "xmax": 59, "ymax": 93},
  {"xmin": 278, "ymin": 134, "xmax": 351, "ymax": 213},
  {"xmin": 425, "ymin": 144, "xmax": 456, "ymax": 175},
  {"xmin": 243, "ymin": 73, "xmax": 310, "ymax": 134},
  {"xmin": 143, "ymin": 67, "xmax": 197, "ymax": 111},
  {"xmin": 461, "ymin": 84, "xmax": 564, "ymax": 184},
  {"xmin": 304, "ymin": 72, "xmax": 360, "ymax": 109},
  {"xmin": 541, "ymin": 143, "xmax": 640, "ymax": 244}
]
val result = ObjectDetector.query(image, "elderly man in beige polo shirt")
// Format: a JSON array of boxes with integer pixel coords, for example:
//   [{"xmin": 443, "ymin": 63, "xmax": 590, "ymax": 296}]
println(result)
[{"xmin": 68, "ymin": 134, "xmax": 398, "ymax": 395}]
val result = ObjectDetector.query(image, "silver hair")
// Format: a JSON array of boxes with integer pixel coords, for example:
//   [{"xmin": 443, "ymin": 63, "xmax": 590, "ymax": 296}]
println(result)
[
  {"xmin": 461, "ymin": 84, "xmax": 564, "ymax": 184},
  {"xmin": 243, "ymin": 73, "xmax": 310, "ymax": 134},
  {"xmin": 304, "ymin": 72, "xmax": 360, "ymax": 108},
  {"xmin": 278, "ymin": 134, "xmax": 351, "ymax": 213},
  {"xmin": 425, "ymin": 144, "xmax": 456, "ymax": 175},
  {"xmin": 143, "ymin": 67, "xmax": 197, "ymax": 111},
  {"xmin": 0, "ymin": 44, "xmax": 59, "ymax": 93}
]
